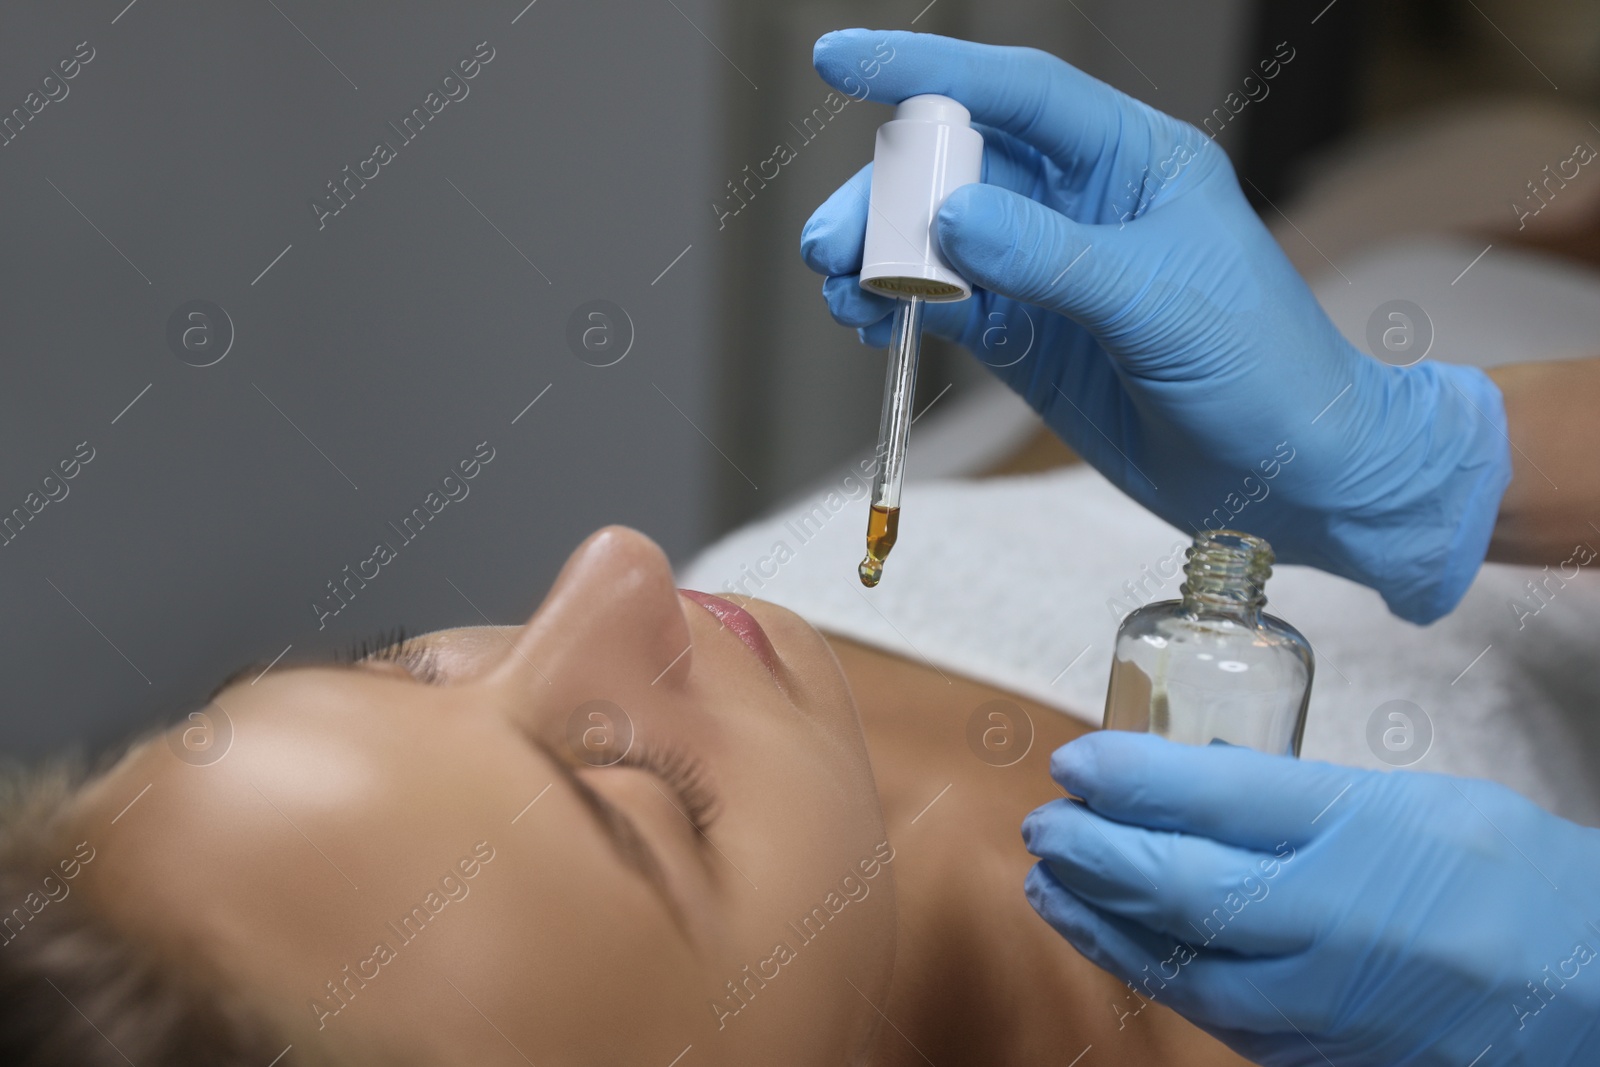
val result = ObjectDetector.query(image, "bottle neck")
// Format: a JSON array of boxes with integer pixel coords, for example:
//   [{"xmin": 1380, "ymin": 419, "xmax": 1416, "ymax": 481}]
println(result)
[{"xmin": 1179, "ymin": 531, "xmax": 1274, "ymax": 622}]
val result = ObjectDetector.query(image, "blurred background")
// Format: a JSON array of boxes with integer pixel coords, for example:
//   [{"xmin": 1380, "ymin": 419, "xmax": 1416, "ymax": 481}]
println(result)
[{"xmin": 0, "ymin": 0, "xmax": 1596, "ymax": 758}]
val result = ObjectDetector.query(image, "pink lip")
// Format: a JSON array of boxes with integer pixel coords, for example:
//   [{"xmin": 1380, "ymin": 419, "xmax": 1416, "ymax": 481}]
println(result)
[{"xmin": 678, "ymin": 589, "xmax": 781, "ymax": 679}]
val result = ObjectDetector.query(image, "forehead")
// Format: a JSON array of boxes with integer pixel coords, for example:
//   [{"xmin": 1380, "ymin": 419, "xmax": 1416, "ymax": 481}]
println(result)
[{"xmin": 68, "ymin": 668, "xmax": 705, "ymax": 1054}]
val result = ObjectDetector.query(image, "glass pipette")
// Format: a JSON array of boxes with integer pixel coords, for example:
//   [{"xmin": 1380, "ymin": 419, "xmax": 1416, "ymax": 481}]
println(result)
[
  {"xmin": 858, "ymin": 294, "xmax": 925, "ymax": 587},
  {"xmin": 852, "ymin": 92, "xmax": 982, "ymax": 587}
]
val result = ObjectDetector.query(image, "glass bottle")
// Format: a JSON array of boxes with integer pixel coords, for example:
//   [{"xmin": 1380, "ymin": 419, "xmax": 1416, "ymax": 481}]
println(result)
[{"xmin": 1103, "ymin": 530, "xmax": 1314, "ymax": 757}]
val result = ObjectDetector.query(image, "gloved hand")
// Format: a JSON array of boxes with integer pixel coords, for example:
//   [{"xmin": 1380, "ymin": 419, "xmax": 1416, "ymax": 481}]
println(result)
[
  {"xmin": 1022, "ymin": 731, "xmax": 1600, "ymax": 1065},
  {"xmin": 802, "ymin": 30, "xmax": 1511, "ymax": 624}
]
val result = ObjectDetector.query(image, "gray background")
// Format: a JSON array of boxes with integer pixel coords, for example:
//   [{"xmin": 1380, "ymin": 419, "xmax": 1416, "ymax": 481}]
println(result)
[
  {"xmin": 14, "ymin": 0, "xmax": 1573, "ymax": 758},
  {"xmin": 0, "ymin": 0, "xmax": 725, "ymax": 757},
  {"xmin": 0, "ymin": 0, "xmax": 1266, "ymax": 759}
]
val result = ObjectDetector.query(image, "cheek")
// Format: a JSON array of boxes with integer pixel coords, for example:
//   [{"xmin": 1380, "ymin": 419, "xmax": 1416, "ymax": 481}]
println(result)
[
  {"xmin": 698, "ymin": 713, "xmax": 896, "ymax": 1040},
  {"xmin": 707, "ymin": 703, "xmax": 887, "ymax": 898},
  {"xmin": 403, "ymin": 840, "xmax": 709, "ymax": 1063},
  {"xmin": 703, "ymin": 761, "xmax": 897, "ymax": 1060},
  {"xmin": 708, "ymin": 889, "xmax": 896, "ymax": 1061}
]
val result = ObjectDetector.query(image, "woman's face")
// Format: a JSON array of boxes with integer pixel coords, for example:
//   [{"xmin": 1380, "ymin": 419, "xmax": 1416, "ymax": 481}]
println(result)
[{"xmin": 71, "ymin": 527, "xmax": 896, "ymax": 1066}]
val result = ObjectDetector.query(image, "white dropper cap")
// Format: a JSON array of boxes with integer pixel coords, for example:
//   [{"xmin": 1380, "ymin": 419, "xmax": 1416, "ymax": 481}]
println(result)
[{"xmin": 858, "ymin": 94, "xmax": 984, "ymax": 302}]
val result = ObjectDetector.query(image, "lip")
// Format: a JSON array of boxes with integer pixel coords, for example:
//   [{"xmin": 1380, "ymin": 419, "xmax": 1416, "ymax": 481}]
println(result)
[{"xmin": 678, "ymin": 589, "xmax": 781, "ymax": 679}]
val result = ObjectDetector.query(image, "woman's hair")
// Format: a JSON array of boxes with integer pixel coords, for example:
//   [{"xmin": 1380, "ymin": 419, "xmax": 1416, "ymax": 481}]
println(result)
[{"xmin": 0, "ymin": 753, "xmax": 303, "ymax": 1066}]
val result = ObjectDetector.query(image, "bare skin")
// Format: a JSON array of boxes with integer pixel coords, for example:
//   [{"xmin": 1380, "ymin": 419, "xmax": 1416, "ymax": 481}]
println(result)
[
  {"xmin": 1485, "ymin": 357, "xmax": 1600, "ymax": 566},
  {"xmin": 62, "ymin": 526, "xmax": 1246, "ymax": 1066},
  {"xmin": 985, "ymin": 354, "xmax": 1600, "ymax": 576},
  {"xmin": 834, "ymin": 636, "xmax": 1250, "ymax": 1067}
]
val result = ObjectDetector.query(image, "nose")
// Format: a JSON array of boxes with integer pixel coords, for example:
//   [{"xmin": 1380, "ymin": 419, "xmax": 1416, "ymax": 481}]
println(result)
[{"xmin": 492, "ymin": 526, "xmax": 695, "ymax": 696}]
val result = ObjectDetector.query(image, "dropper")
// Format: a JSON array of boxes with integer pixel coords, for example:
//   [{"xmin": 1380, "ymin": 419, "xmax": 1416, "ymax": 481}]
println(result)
[
  {"xmin": 859, "ymin": 295, "xmax": 922, "ymax": 586},
  {"xmin": 854, "ymin": 95, "xmax": 983, "ymax": 587}
]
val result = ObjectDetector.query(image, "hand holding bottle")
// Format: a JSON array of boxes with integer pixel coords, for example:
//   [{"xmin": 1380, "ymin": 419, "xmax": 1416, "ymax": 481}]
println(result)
[
  {"xmin": 801, "ymin": 29, "xmax": 1511, "ymax": 623},
  {"xmin": 1021, "ymin": 732, "xmax": 1600, "ymax": 1065}
]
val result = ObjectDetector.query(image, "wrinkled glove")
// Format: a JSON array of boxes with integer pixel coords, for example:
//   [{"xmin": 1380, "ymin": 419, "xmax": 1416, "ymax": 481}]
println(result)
[
  {"xmin": 802, "ymin": 29, "xmax": 1511, "ymax": 623},
  {"xmin": 1022, "ymin": 732, "xmax": 1600, "ymax": 1065}
]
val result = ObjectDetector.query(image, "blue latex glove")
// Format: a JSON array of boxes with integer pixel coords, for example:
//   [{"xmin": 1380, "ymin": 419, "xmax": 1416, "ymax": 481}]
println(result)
[
  {"xmin": 801, "ymin": 30, "xmax": 1511, "ymax": 624},
  {"xmin": 1022, "ymin": 732, "xmax": 1600, "ymax": 1065}
]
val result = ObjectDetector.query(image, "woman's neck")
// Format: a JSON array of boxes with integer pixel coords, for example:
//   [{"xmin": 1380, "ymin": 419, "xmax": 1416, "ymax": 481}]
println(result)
[{"xmin": 827, "ymin": 636, "xmax": 1249, "ymax": 1067}]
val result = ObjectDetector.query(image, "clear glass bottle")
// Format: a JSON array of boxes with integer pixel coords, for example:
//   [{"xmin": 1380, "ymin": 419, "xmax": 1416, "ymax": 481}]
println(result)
[{"xmin": 1103, "ymin": 530, "xmax": 1314, "ymax": 757}]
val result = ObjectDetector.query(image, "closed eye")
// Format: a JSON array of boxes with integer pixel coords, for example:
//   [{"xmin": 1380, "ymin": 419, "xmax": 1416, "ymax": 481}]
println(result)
[
  {"xmin": 531, "ymin": 738, "xmax": 693, "ymax": 939},
  {"xmin": 208, "ymin": 627, "xmax": 442, "ymax": 701},
  {"xmin": 610, "ymin": 742, "xmax": 720, "ymax": 834},
  {"xmin": 351, "ymin": 631, "xmax": 444, "ymax": 684}
]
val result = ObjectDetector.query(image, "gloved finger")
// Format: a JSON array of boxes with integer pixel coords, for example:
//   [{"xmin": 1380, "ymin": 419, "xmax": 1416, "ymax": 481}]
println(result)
[
  {"xmin": 1183, "ymin": 981, "xmax": 1338, "ymax": 1063},
  {"xmin": 814, "ymin": 29, "xmax": 1168, "ymax": 181},
  {"xmin": 920, "ymin": 293, "xmax": 984, "ymax": 345},
  {"xmin": 801, "ymin": 162, "xmax": 873, "ymax": 277},
  {"xmin": 1023, "ymin": 799, "xmax": 1312, "ymax": 956},
  {"xmin": 1025, "ymin": 861, "xmax": 1171, "ymax": 977},
  {"xmin": 970, "ymin": 122, "xmax": 1053, "ymax": 195},
  {"xmin": 1026, "ymin": 862, "xmax": 1290, "ymax": 1030},
  {"xmin": 1052, "ymin": 732, "xmax": 1360, "ymax": 851},
  {"xmin": 935, "ymin": 184, "xmax": 1137, "ymax": 331},
  {"xmin": 854, "ymin": 289, "xmax": 980, "ymax": 348},
  {"xmin": 822, "ymin": 273, "xmax": 897, "ymax": 328},
  {"xmin": 801, "ymin": 125, "xmax": 1045, "ymax": 279}
]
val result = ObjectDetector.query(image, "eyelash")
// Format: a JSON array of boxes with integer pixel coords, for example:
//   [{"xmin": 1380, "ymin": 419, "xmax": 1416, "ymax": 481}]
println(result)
[
  {"xmin": 350, "ymin": 628, "xmax": 720, "ymax": 834},
  {"xmin": 612, "ymin": 741, "xmax": 721, "ymax": 835},
  {"xmin": 344, "ymin": 626, "xmax": 443, "ymax": 685}
]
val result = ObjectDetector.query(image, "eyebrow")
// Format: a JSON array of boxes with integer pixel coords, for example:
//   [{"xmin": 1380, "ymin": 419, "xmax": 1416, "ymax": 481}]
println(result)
[
  {"xmin": 530, "ymin": 738, "xmax": 692, "ymax": 940},
  {"xmin": 209, "ymin": 629, "xmax": 421, "ymax": 700}
]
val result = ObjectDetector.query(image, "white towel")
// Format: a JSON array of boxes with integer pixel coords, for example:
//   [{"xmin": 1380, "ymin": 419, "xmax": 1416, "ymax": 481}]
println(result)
[{"xmin": 680, "ymin": 462, "xmax": 1600, "ymax": 826}]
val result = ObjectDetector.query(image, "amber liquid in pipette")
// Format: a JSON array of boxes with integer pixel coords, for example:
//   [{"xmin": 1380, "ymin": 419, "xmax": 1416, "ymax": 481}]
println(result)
[{"xmin": 858, "ymin": 504, "xmax": 900, "ymax": 587}]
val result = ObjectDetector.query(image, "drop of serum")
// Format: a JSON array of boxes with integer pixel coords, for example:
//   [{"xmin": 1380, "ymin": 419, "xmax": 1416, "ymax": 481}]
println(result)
[{"xmin": 858, "ymin": 504, "xmax": 899, "ymax": 588}]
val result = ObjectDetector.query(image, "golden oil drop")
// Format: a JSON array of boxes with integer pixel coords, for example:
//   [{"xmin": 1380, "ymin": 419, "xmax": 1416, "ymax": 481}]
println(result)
[{"xmin": 858, "ymin": 504, "xmax": 899, "ymax": 587}]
